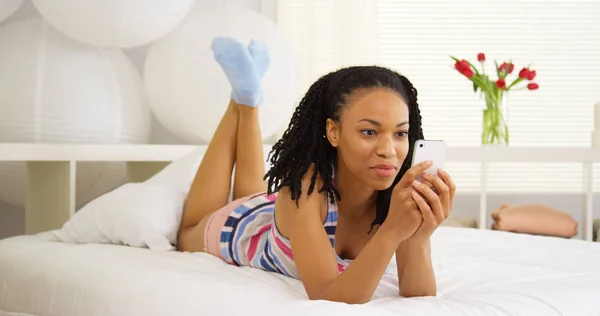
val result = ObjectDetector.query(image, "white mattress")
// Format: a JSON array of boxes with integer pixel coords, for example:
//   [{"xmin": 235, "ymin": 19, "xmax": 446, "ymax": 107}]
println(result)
[{"xmin": 1, "ymin": 227, "xmax": 600, "ymax": 316}]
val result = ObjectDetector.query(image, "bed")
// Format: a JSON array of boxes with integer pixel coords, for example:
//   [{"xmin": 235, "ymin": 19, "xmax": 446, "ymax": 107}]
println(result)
[
  {"xmin": 2, "ymin": 226, "xmax": 600, "ymax": 316},
  {"xmin": 2, "ymin": 144, "xmax": 600, "ymax": 315}
]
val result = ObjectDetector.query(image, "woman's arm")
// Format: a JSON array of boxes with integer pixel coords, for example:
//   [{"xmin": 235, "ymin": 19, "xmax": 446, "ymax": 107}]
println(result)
[
  {"xmin": 398, "ymin": 239, "xmax": 436, "ymax": 297},
  {"xmin": 291, "ymin": 206, "xmax": 402, "ymax": 304},
  {"xmin": 397, "ymin": 169, "xmax": 456, "ymax": 297},
  {"xmin": 278, "ymin": 167, "xmax": 418, "ymax": 304},
  {"xmin": 395, "ymin": 241, "xmax": 408, "ymax": 291},
  {"xmin": 396, "ymin": 240, "xmax": 436, "ymax": 297}
]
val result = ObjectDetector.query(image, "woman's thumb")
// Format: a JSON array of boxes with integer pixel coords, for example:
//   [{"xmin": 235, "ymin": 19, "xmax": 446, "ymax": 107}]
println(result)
[{"xmin": 397, "ymin": 160, "xmax": 433, "ymax": 188}]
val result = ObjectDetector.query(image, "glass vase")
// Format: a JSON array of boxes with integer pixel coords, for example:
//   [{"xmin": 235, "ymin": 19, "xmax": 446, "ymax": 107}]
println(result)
[{"xmin": 481, "ymin": 93, "xmax": 509, "ymax": 145}]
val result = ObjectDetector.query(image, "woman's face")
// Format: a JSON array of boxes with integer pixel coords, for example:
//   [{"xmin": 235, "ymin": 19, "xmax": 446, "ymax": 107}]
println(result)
[{"xmin": 326, "ymin": 88, "xmax": 410, "ymax": 191}]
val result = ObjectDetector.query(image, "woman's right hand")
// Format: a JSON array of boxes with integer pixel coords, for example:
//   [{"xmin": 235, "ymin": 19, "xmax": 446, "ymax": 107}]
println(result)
[{"xmin": 380, "ymin": 160, "xmax": 434, "ymax": 243}]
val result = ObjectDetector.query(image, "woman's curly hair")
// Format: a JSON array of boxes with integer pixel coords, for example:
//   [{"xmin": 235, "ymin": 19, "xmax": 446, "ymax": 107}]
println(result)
[{"xmin": 264, "ymin": 65, "xmax": 424, "ymax": 231}]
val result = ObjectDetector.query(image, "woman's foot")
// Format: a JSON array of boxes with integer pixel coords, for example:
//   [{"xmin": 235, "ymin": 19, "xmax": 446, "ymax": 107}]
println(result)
[
  {"xmin": 248, "ymin": 39, "xmax": 270, "ymax": 79},
  {"xmin": 211, "ymin": 37, "xmax": 268, "ymax": 107},
  {"xmin": 247, "ymin": 39, "xmax": 270, "ymax": 105}
]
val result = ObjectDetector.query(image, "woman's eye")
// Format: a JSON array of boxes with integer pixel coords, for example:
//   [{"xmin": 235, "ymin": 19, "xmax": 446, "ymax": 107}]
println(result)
[
  {"xmin": 361, "ymin": 129, "xmax": 376, "ymax": 136},
  {"xmin": 396, "ymin": 132, "xmax": 408, "ymax": 137}
]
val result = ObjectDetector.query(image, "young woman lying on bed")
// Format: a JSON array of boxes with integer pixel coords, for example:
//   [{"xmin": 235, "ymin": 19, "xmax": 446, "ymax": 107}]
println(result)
[{"xmin": 177, "ymin": 36, "xmax": 456, "ymax": 304}]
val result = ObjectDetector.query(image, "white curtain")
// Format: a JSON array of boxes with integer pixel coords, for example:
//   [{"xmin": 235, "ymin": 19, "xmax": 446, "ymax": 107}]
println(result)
[{"xmin": 277, "ymin": 0, "xmax": 600, "ymax": 193}]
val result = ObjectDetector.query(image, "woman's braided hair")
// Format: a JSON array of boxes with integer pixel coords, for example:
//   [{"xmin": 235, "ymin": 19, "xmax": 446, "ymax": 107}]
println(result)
[{"xmin": 264, "ymin": 65, "xmax": 424, "ymax": 230}]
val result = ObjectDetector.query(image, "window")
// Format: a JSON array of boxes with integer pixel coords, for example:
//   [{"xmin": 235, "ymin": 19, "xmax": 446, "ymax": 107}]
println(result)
[{"xmin": 277, "ymin": 0, "xmax": 600, "ymax": 193}]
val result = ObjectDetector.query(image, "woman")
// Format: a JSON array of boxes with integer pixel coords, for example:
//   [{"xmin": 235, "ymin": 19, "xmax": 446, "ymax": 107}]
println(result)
[{"xmin": 177, "ymin": 37, "xmax": 456, "ymax": 304}]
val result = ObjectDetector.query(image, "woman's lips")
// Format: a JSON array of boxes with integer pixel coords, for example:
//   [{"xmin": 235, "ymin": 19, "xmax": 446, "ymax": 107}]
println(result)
[{"xmin": 371, "ymin": 164, "xmax": 396, "ymax": 177}]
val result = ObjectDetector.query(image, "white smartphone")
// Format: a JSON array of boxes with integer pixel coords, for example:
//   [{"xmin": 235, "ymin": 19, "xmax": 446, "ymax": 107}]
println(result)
[{"xmin": 410, "ymin": 139, "xmax": 447, "ymax": 181}]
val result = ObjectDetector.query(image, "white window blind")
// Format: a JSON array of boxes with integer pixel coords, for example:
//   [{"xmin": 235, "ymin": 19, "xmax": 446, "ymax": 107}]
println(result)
[{"xmin": 277, "ymin": 0, "xmax": 600, "ymax": 193}]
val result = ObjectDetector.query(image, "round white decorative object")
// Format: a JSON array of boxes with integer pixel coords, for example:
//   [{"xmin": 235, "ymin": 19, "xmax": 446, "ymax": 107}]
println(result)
[
  {"xmin": 31, "ymin": 0, "xmax": 195, "ymax": 48},
  {"xmin": 0, "ymin": 0, "xmax": 23, "ymax": 23},
  {"xmin": 0, "ymin": 18, "xmax": 151, "ymax": 209},
  {"xmin": 144, "ymin": 5, "xmax": 302, "ymax": 144}
]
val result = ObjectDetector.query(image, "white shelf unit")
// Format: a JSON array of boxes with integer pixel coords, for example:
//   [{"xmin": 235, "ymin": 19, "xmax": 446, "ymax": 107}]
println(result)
[{"xmin": 0, "ymin": 143, "xmax": 597, "ymax": 241}]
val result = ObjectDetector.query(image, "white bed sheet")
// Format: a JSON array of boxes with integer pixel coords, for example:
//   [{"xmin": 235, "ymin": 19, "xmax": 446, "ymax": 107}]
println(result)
[{"xmin": 1, "ymin": 227, "xmax": 600, "ymax": 316}]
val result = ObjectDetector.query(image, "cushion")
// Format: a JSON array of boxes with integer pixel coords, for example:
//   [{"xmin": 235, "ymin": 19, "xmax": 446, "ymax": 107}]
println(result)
[
  {"xmin": 52, "ymin": 144, "xmax": 274, "ymax": 251},
  {"xmin": 50, "ymin": 147, "xmax": 206, "ymax": 251},
  {"xmin": 491, "ymin": 204, "xmax": 578, "ymax": 238},
  {"xmin": 51, "ymin": 182, "xmax": 186, "ymax": 251}
]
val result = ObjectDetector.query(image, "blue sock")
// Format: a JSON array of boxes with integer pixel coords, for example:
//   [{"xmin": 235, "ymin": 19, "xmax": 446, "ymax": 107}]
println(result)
[
  {"xmin": 211, "ymin": 37, "xmax": 262, "ymax": 107},
  {"xmin": 248, "ymin": 39, "xmax": 270, "ymax": 105},
  {"xmin": 248, "ymin": 39, "xmax": 270, "ymax": 78}
]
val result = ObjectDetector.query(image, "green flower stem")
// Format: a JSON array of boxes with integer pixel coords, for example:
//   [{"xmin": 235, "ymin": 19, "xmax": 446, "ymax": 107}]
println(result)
[
  {"xmin": 482, "ymin": 91, "xmax": 508, "ymax": 145},
  {"xmin": 507, "ymin": 77, "xmax": 522, "ymax": 90}
]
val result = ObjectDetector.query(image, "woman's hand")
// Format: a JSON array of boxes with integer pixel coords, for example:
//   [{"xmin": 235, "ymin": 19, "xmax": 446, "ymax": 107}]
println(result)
[
  {"xmin": 406, "ymin": 168, "xmax": 456, "ymax": 246},
  {"xmin": 380, "ymin": 160, "xmax": 435, "ymax": 243}
]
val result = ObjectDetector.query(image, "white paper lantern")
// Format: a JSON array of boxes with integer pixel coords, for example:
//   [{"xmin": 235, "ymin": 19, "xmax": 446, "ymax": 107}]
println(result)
[
  {"xmin": 31, "ymin": 0, "xmax": 195, "ymax": 48},
  {"xmin": 0, "ymin": 18, "xmax": 151, "ymax": 209},
  {"xmin": 0, "ymin": 0, "xmax": 23, "ymax": 23},
  {"xmin": 144, "ymin": 5, "xmax": 302, "ymax": 144}
]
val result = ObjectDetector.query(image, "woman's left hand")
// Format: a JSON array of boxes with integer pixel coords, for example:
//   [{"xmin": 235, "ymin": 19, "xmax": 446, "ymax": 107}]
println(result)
[{"xmin": 406, "ymin": 168, "xmax": 456, "ymax": 246}]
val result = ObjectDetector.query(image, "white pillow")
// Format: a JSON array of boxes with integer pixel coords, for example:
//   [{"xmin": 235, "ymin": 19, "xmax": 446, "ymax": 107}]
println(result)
[
  {"xmin": 52, "ymin": 147, "xmax": 205, "ymax": 250},
  {"xmin": 52, "ymin": 144, "xmax": 274, "ymax": 251},
  {"xmin": 52, "ymin": 182, "xmax": 186, "ymax": 251}
]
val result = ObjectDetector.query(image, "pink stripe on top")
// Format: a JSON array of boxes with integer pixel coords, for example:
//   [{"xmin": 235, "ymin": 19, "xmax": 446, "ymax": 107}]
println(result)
[
  {"xmin": 272, "ymin": 229, "xmax": 294, "ymax": 260},
  {"xmin": 247, "ymin": 223, "xmax": 272, "ymax": 261}
]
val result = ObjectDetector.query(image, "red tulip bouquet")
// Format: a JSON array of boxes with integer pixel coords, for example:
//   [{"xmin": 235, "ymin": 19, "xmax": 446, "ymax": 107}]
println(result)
[{"xmin": 451, "ymin": 53, "xmax": 539, "ymax": 145}]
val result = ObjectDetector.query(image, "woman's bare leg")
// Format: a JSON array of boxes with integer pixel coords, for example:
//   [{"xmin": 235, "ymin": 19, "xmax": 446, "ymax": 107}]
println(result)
[
  {"xmin": 233, "ymin": 105, "xmax": 267, "ymax": 200},
  {"xmin": 232, "ymin": 39, "xmax": 270, "ymax": 200},
  {"xmin": 177, "ymin": 101, "xmax": 238, "ymax": 252},
  {"xmin": 177, "ymin": 36, "xmax": 270, "ymax": 252}
]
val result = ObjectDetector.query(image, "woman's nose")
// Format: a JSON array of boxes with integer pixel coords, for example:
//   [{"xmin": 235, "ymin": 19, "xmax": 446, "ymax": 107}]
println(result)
[{"xmin": 376, "ymin": 136, "xmax": 395, "ymax": 158}]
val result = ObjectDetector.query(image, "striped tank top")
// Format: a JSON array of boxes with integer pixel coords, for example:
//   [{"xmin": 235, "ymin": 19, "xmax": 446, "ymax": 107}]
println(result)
[{"xmin": 219, "ymin": 191, "xmax": 352, "ymax": 279}]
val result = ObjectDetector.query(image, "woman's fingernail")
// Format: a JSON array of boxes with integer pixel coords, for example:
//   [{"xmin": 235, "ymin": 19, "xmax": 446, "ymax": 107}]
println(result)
[{"xmin": 413, "ymin": 180, "xmax": 421, "ymax": 187}]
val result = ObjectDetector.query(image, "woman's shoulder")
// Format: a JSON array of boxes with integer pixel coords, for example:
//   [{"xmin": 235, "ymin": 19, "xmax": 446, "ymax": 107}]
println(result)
[
  {"xmin": 274, "ymin": 189, "xmax": 328, "ymax": 244},
  {"xmin": 276, "ymin": 164, "xmax": 326, "ymax": 207}
]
